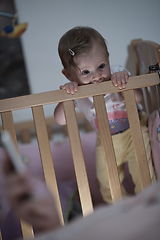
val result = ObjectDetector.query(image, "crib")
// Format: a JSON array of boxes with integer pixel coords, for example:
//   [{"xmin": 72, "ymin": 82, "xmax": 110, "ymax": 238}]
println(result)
[
  {"xmin": 131, "ymin": 39, "xmax": 160, "ymax": 116},
  {"xmin": 0, "ymin": 40, "xmax": 160, "ymax": 239}
]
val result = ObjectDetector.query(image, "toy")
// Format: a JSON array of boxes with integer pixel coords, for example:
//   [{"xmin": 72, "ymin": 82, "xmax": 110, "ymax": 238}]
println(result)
[{"xmin": 0, "ymin": 11, "xmax": 28, "ymax": 38}]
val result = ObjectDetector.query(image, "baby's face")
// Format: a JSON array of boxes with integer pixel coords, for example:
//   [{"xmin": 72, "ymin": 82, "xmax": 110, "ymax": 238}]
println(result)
[{"xmin": 69, "ymin": 42, "xmax": 111, "ymax": 86}]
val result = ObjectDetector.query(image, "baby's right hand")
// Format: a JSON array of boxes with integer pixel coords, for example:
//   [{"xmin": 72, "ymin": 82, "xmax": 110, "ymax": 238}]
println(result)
[{"xmin": 60, "ymin": 82, "xmax": 78, "ymax": 94}]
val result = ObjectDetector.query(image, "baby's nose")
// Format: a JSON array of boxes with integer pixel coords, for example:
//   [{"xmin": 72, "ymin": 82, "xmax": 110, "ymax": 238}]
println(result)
[{"xmin": 92, "ymin": 72, "xmax": 102, "ymax": 82}]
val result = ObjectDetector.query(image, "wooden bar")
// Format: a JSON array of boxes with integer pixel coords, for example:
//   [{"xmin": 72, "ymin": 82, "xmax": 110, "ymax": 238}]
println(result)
[
  {"xmin": 20, "ymin": 220, "xmax": 34, "ymax": 239},
  {"xmin": 150, "ymin": 86, "xmax": 157, "ymax": 112},
  {"xmin": 21, "ymin": 129, "xmax": 31, "ymax": 143},
  {"xmin": 93, "ymin": 95, "xmax": 122, "ymax": 202},
  {"xmin": 1, "ymin": 111, "xmax": 18, "ymax": 146},
  {"xmin": 63, "ymin": 100, "xmax": 93, "ymax": 216},
  {"xmin": 145, "ymin": 87, "xmax": 153, "ymax": 114},
  {"xmin": 0, "ymin": 71, "xmax": 159, "ymax": 240},
  {"xmin": 1, "ymin": 111, "xmax": 34, "ymax": 238},
  {"xmin": 0, "ymin": 73, "xmax": 159, "ymax": 113},
  {"xmin": 124, "ymin": 90, "xmax": 151, "ymax": 189},
  {"xmin": 32, "ymin": 106, "xmax": 64, "ymax": 225}
]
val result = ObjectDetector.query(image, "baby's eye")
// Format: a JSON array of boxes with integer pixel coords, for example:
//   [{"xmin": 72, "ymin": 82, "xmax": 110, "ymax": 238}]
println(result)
[
  {"xmin": 99, "ymin": 64, "xmax": 105, "ymax": 69},
  {"xmin": 82, "ymin": 70, "xmax": 90, "ymax": 75}
]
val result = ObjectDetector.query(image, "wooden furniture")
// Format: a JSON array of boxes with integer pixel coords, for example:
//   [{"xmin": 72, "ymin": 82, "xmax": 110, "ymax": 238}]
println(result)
[
  {"xmin": 0, "ymin": 72, "xmax": 159, "ymax": 239},
  {"xmin": 131, "ymin": 39, "xmax": 160, "ymax": 116}
]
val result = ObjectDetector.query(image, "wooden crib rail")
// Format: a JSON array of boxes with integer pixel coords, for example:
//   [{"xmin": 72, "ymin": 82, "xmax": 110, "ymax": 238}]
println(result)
[
  {"xmin": 63, "ymin": 101, "xmax": 93, "ymax": 216},
  {"xmin": 0, "ymin": 73, "xmax": 158, "ymax": 113},
  {"xmin": 124, "ymin": 90, "xmax": 151, "ymax": 188},
  {"xmin": 131, "ymin": 39, "xmax": 160, "ymax": 116},
  {"xmin": 0, "ymin": 72, "xmax": 159, "ymax": 239},
  {"xmin": 32, "ymin": 106, "xmax": 64, "ymax": 222},
  {"xmin": 93, "ymin": 95, "xmax": 122, "ymax": 201},
  {"xmin": 1, "ymin": 111, "xmax": 35, "ymax": 238}
]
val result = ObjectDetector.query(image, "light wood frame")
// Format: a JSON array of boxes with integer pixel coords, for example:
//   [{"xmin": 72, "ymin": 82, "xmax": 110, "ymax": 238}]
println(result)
[
  {"xmin": 131, "ymin": 39, "xmax": 160, "ymax": 116},
  {"xmin": 0, "ymin": 72, "xmax": 159, "ymax": 239}
]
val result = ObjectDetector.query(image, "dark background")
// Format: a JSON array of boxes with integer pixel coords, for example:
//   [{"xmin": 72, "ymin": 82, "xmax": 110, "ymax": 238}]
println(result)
[{"xmin": 0, "ymin": 0, "xmax": 30, "ymax": 99}]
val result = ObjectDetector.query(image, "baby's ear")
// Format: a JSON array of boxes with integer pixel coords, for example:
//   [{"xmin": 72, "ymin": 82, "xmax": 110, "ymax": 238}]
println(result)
[{"xmin": 62, "ymin": 69, "xmax": 72, "ymax": 81}]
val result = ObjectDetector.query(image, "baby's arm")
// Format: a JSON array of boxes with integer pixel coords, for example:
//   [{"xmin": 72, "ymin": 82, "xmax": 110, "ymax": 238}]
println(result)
[
  {"xmin": 60, "ymin": 82, "xmax": 78, "ymax": 94},
  {"xmin": 54, "ymin": 102, "xmax": 66, "ymax": 125},
  {"xmin": 111, "ymin": 71, "xmax": 129, "ymax": 89},
  {"xmin": 54, "ymin": 82, "xmax": 78, "ymax": 125},
  {"xmin": 133, "ymin": 88, "xmax": 143, "ymax": 103},
  {"xmin": 111, "ymin": 71, "xmax": 143, "ymax": 103}
]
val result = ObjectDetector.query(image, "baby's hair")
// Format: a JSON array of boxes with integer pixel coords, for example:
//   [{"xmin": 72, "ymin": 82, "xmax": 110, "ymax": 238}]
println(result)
[{"xmin": 58, "ymin": 26, "xmax": 109, "ymax": 70}]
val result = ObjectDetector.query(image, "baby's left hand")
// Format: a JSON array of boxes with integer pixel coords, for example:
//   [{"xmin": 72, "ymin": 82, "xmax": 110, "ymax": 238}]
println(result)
[{"xmin": 111, "ymin": 71, "xmax": 129, "ymax": 89}]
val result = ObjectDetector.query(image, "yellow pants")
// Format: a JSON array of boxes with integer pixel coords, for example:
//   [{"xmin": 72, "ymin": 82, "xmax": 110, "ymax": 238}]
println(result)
[{"xmin": 96, "ymin": 112, "xmax": 156, "ymax": 203}]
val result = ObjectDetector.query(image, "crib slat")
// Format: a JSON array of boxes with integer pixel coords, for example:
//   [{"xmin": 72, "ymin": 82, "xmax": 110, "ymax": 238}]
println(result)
[
  {"xmin": 1, "ymin": 111, "xmax": 18, "ymax": 146},
  {"xmin": 32, "ymin": 106, "xmax": 64, "ymax": 225},
  {"xmin": 21, "ymin": 129, "xmax": 31, "ymax": 143},
  {"xmin": 93, "ymin": 95, "xmax": 122, "ymax": 202},
  {"xmin": 63, "ymin": 100, "xmax": 93, "ymax": 216},
  {"xmin": 0, "ymin": 232, "xmax": 2, "ymax": 240},
  {"xmin": 143, "ymin": 87, "xmax": 153, "ymax": 115},
  {"xmin": 1, "ymin": 111, "xmax": 34, "ymax": 239},
  {"xmin": 21, "ymin": 220, "xmax": 34, "ymax": 239},
  {"xmin": 124, "ymin": 90, "xmax": 151, "ymax": 189},
  {"xmin": 149, "ymin": 86, "xmax": 157, "ymax": 113},
  {"xmin": 0, "ymin": 73, "xmax": 159, "ymax": 113}
]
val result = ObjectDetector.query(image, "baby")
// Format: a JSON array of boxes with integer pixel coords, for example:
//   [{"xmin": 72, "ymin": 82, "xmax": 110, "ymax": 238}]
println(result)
[{"xmin": 54, "ymin": 26, "xmax": 156, "ymax": 203}]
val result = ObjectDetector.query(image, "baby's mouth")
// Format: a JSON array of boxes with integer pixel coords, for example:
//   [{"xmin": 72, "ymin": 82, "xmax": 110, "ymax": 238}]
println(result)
[{"xmin": 93, "ymin": 78, "xmax": 104, "ymax": 84}]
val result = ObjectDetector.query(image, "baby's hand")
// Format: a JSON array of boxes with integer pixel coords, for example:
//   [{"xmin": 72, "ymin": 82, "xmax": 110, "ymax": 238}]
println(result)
[
  {"xmin": 60, "ymin": 82, "xmax": 78, "ymax": 94},
  {"xmin": 111, "ymin": 71, "xmax": 129, "ymax": 89}
]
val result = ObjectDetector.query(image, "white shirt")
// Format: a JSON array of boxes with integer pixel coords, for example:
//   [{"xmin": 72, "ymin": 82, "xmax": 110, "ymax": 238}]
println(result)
[{"xmin": 74, "ymin": 65, "xmax": 133, "ymax": 134}]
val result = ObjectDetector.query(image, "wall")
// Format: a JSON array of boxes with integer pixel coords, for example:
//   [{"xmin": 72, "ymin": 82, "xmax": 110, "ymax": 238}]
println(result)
[{"xmin": 11, "ymin": 0, "xmax": 160, "ymax": 122}]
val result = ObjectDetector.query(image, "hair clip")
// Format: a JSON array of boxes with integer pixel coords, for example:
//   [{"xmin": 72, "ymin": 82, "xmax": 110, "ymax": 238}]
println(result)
[{"xmin": 69, "ymin": 48, "xmax": 75, "ymax": 56}]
